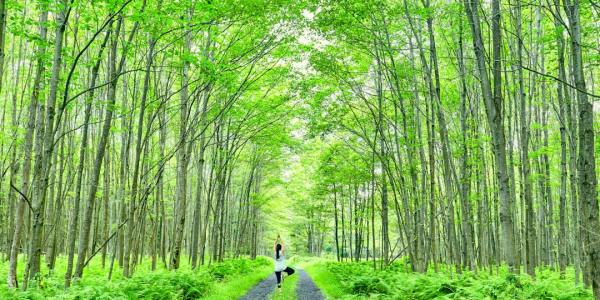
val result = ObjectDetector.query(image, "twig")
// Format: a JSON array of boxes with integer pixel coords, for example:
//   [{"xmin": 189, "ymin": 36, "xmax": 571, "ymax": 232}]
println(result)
[{"xmin": 10, "ymin": 181, "xmax": 33, "ymax": 212}]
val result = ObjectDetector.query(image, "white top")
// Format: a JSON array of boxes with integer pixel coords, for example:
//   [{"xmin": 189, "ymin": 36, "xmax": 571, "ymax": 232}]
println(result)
[{"xmin": 274, "ymin": 253, "xmax": 286, "ymax": 272}]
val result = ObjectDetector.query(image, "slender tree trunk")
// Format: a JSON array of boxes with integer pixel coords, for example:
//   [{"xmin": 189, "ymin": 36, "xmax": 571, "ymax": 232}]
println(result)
[
  {"xmin": 73, "ymin": 31, "xmax": 118, "ymax": 278},
  {"xmin": 0, "ymin": 0, "xmax": 6, "ymax": 94},
  {"xmin": 7, "ymin": 18, "xmax": 45, "ymax": 284},
  {"xmin": 9, "ymin": 6, "xmax": 49, "ymax": 289},
  {"xmin": 102, "ymin": 144, "xmax": 110, "ymax": 268},
  {"xmin": 64, "ymin": 25, "xmax": 111, "ymax": 288},
  {"xmin": 46, "ymin": 129, "xmax": 67, "ymax": 271},
  {"xmin": 512, "ymin": 0, "xmax": 535, "ymax": 277},
  {"xmin": 152, "ymin": 106, "xmax": 167, "ymax": 271},
  {"xmin": 373, "ymin": 45, "xmax": 389, "ymax": 267},
  {"xmin": 564, "ymin": 0, "xmax": 600, "ymax": 296},
  {"xmin": 27, "ymin": 1, "xmax": 73, "ymax": 283},
  {"xmin": 552, "ymin": 0, "xmax": 569, "ymax": 276},
  {"xmin": 122, "ymin": 1, "xmax": 149, "ymax": 277},
  {"xmin": 5, "ymin": 22, "xmax": 27, "ymax": 261},
  {"xmin": 333, "ymin": 186, "xmax": 340, "ymax": 262},
  {"xmin": 457, "ymin": 18, "xmax": 475, "ymax": 271},
  {"xmin": 191, "ymin": 52, "xmax": 211, "ymax": 267},
  {"xmin": 169, "ymin": 12, "xmax": 191, "ymax": 268},
  {"xmin": 463, "ymin": 0, "xmax": 516, "ymax": 271}
]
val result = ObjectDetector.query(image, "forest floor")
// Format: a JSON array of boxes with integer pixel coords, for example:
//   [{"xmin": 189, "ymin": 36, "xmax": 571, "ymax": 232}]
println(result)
[
  {"xmin": 1, "ymin": 256, "xmax": 594, "ymax": 299},
  {"xmin": 240, "ymin": 268, "xmax": 324, "ymax": 300},
  {"xmin": 295, "ymin": 269, "xmax": 324, "ymax": 300},
  {"xmin": 0, "ymin": 256, "xmax": 274, "ymax": 299},
  {"xmin": 302, "ymin": 259, "xmax": 595, "ymax": 299},
  {"xmin": 240, "ymin": 273, "xmax": 277, "ymax": 299}
]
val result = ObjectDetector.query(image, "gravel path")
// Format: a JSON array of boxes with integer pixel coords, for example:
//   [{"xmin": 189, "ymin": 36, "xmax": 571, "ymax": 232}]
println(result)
[
  {"xmin": 296, "ymin": 269, "xmax": 324, "ymax": 300},
  {"xmin": 239, "ymin": 269, "xmax": 324, "ymax": 300},
  {"xmin": 239, "ymin": 273, "xmax": 277, "ymax": 300}
]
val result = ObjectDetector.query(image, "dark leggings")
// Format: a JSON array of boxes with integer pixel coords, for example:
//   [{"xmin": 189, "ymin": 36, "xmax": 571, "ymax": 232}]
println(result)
[{"xmin": 275, "ymin": 267, "xmax": 295, "ymax": 286}]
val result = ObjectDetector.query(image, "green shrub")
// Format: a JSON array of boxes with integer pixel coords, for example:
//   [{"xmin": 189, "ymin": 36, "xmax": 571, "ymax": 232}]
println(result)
[
  {"xmin": 308, "ymin": 260, "xmax": 594, "ymax": 300},
  {"xmin": 209, "ymin": 263, "xmax": 235, "ymax": 280},
  {"xmin": 350, "ymin": 276, "xmax": 390, "ymax": 295},
  {"xmin": 207, "ymin": 257, "xmax": 270, "ymax": 280},
  {"xmin": 0, "ymin": 256, "xmax": 272, "ymax": 300},
  {"xmin": 120, "ymin": 271, "xmax": 211, "ymax": 299}
]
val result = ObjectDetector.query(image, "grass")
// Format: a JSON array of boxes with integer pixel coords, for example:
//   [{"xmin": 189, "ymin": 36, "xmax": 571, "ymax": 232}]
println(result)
[
  {"xmin": 205, "ymin": 262, "xmax": 272, "ymax": 300},
  {"xmin": 5, "ymin": 254, "xmax": 587, "ymax": 299},
  {"xmin": 0, "ymin": 255, "xmax": 273, "ymax": 299},
  {"xmin": 304, "ymin": 262, "xmax": 346, "ymax": 299},
  {"xmin": 304, "ymin": 259, "xmax": 595, "ymax": 300},
  {"xmin": 271, "ymin": 268, "xmax": 299, "ymax": 300}
]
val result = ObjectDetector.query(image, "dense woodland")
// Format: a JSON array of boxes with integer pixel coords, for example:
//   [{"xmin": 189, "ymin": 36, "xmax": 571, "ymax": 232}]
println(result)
[{"xmin": 0, "ymin": 0, "xmax": 598, "ymax": 298}]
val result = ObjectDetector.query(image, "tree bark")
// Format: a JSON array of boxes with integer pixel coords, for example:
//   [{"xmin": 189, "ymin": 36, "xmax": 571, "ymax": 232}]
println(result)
[
  {"xmin": 27, "ymin": 1, "xmax": 72, "ymax": 283},
  {"xmin": 73, "ymin": 30, "xmax": 118, "ymax": 277},
  {"xmin": 7, "ymin": 12, "xmax": 46, "ymax": 284},
  {"xmin": 551, "ymin": 0, "xmax": 569, "ymax": 277},
  {"xmin": 64, "ymin": 25, "xmax": 112, "ymax": 288},
  {"xmin": 169, "ymin": 11, "xmax": 192, "ymax": 268},
  {"xmin": 463, "ymin": 0, "xmax": 516, "ymax": 271},
  {"xmin": 564, "ymin": 0, "xmax": 600, "ymax": 296},
  {"xmin": 10, "ymin": 6, "xmax": 48, "ymax": 289},
  {"xmin": 0, "ymin": 0, "xmax": 6, "ymax": 94}
]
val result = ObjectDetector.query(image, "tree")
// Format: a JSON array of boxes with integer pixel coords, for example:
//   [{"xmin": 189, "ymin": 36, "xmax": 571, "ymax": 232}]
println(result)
[
  {"xmin": 564, "ymin": 0, "xmax": 600, "ymax": 296},
  {"xmin": 463, "ymin": 0, "xmax": 516, "ymax": 271}
]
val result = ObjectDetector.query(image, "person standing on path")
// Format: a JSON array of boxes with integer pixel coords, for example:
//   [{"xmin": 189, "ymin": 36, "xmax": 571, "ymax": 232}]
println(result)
[{"xmin": 274, "ymin": 234, "xmax": 295, "ymax": 291}]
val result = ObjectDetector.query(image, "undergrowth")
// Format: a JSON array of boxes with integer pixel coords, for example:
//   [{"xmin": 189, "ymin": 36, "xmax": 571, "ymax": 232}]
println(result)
[
  {"xmin": 306, "ymin": 260, "xmax": 593, "ymax": 300},
  {"xmin": 0, "ymin": 256, "xmax": 272, "ymax": 300}
]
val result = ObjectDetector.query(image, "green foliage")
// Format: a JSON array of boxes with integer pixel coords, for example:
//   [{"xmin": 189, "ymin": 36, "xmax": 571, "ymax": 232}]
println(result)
[
  {"xmin": 110, "ymin": 271, "xmax": 211, "ymax": 300},
  {"xmin": 208, "ymin": 257, "xmax": 271, "ymax": 281},
  {"xmin": 306, "ymin": 261, "xmax": 594, "ymax": 300},
  {"xmin": 350, "ymin": 276, "xmax": 390, "ymax": 296},
  {"xmin": 0, "ymin": 257, "xmax": 272, "ymax": 300}
]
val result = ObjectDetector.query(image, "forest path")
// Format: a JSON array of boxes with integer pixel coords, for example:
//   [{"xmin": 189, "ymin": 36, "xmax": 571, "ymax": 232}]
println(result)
[
  {"xmin": 295, "ymin": 269, "xmax": 324, "ymax": 300},
  {"xmin": 239, "ymin": 268, "xmax": 324, "ymax": 300},
  {"xmin": 239, "ymin": 273, "xmax": 277, "ymax": 300}
]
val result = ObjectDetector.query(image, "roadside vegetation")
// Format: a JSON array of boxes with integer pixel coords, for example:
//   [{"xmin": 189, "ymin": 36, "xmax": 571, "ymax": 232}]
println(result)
[
  {"xmin": 0, "ymin": 257, "xmax": 272, "ymax": 300},
  {"xmin": 305, "ymin": 260, "xmax": 593, "ymax": 300}
]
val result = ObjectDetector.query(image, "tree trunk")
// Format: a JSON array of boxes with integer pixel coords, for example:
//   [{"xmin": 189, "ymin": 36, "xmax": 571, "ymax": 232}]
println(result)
[
  {"xmin": 73, "ymin": 35, "xmax": 118, "ymax": 278},
  {"xmin": 64, "ymin": 25, "xmax": 111, "ymax": 288},
  {"xmin": 551, "ymin": 0, "xmax": 568, "ymax": 277},
  {"xmin": 513, "ymin": 0, "xmax": 535, "ymax": 277},
  {"xmin": 463, "ymin": 0, "xmax": 516, "ymax": 271},
  {"xmin": 7, "ymin": 16, "xmax": 45, "ymax": 284},
  {"xmin": 10, "ymin": 7, "xmax": 49, "ymax": 289},
  {"xmin": 564, "ymin": 0, "xmax": 600, "ymax": 296},
  {"xmin": 122, "ymin": 2, "xmax": 149, "ymax": 277},
  {"xmin": 0, "ymin": 0, "xmax": 6, "ymax": 94},
  {"xmin": 46, "ymin": 129, "xmax": 67, "ymax": 271},
  {"xmin": 169, "ymin": 13, "xmax": 191, "ymax": 268}
]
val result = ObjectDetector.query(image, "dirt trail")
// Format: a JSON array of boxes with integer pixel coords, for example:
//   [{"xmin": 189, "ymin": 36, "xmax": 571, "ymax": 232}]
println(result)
[
  {"xmin": 239, "ymin": 273, "xmax": 277, "ymax": 300},
  {"xmin": 296, "ymin": 269, "xmax": 324, "ymax": 300},
  {"xmin": 239, "ymin": 269, "xmax": 324, "ymax": 300}
]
